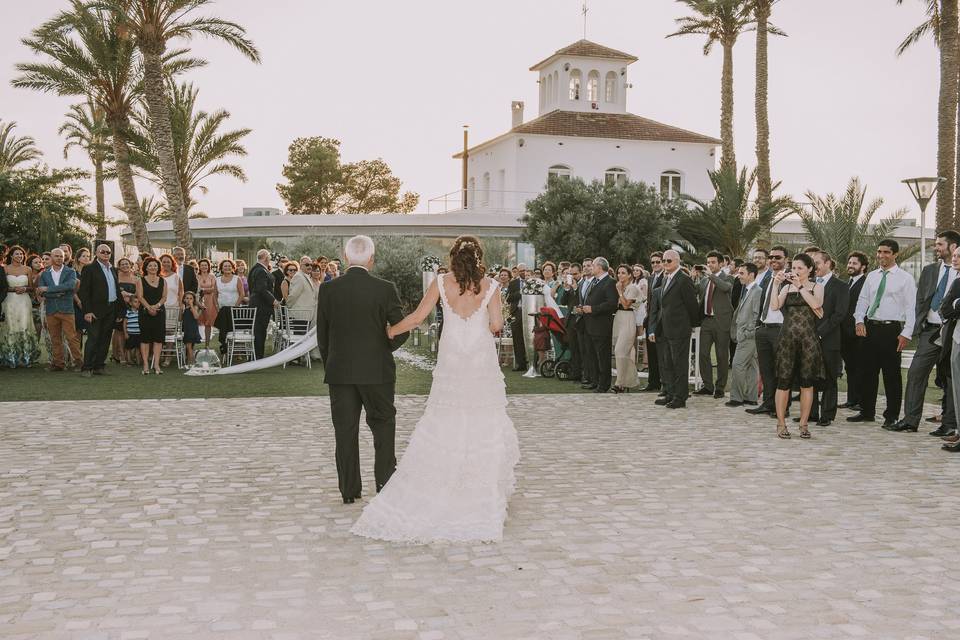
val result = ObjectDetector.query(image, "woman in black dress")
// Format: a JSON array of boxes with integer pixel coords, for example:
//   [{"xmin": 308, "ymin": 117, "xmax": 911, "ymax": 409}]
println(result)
[
  {"xmin": 136, "ymin": 256, "xmax": 167, "ymax": 375},
  {"xmin": 770, "ymin": 253, "xmax": 825, "ymax": 439}
]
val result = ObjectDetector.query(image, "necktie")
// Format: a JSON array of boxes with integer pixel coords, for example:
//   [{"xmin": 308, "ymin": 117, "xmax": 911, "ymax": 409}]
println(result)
[
  {"xmin": 931, "ymin": 266, "xmax": 950, "ymax": 314},
  {"xmin": 705, "ymin": 280, "xmax": 714, "ymax": 315},
  {"xmin": 584, "ymin": 278, "xmax": 596, "ymax": 302},
  {"xmin": 866, "ymin": 270, "xmax": 888, "ymax": 319},
  {"xmin": 760, "ymin": 278, "xmax": 775, "ymax": 322}
]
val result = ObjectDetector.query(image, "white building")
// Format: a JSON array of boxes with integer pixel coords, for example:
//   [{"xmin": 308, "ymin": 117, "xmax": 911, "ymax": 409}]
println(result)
[{"xmin": 442, "ymin": 39, "xmax": 721, "ymax": 214}]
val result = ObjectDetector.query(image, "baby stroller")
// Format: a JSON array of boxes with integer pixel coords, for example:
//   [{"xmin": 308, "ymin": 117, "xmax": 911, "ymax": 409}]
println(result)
[{"xmin": 531, "ymin": 306, "xmax": 572, "ymax": 379}]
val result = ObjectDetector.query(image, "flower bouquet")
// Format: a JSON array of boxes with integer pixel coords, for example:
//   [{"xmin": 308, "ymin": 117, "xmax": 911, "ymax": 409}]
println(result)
[{"xmin": 420, "ymin": 256, "xmax": 443, "ymax": 273}]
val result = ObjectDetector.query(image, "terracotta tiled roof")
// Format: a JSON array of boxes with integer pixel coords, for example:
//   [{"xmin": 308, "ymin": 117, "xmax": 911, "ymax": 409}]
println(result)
[
  {"xmin": 453, "ymin": 110, "xmax": 720, "ymax": 158},
  {"xmin": 529, "ymin": 39, "xmax": 638, "ymax": 71}
]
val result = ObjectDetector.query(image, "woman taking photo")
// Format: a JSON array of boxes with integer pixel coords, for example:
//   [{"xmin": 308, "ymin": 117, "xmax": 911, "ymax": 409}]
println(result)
[
  {"xmin": 136, "ymin": 256, "xmax": 167, "ymax": 375},
  {"xmin": 770, "ymin": 253, "xmax": 825, "ymax": 439},
  {"xmin": 612, "ymin": 264, "xmax": 642, "ymax": 393}
]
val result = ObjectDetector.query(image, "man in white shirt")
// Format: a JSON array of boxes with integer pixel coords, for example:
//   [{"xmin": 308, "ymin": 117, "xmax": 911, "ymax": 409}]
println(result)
[
  {"xmin": 849, "ymin": 239, "xmax": 918, "ymax": 427},
  {"xmin": 886, "ymin": 230, "xmax": 960, "ymax": 434},
  {"xmin": 747, "ymin": 245, "xmax": 788, "ymax": 417}
]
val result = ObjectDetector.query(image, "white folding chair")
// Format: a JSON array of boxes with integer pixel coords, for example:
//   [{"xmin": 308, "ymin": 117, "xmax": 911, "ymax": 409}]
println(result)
[
  {"xmin": 272, "ymin": 305, "xmax": 289, "ymax": 354},
  {"xmin": 227, "ymin": 306, "xmax": 257, "ymax": 366},
  {"xmin": 160, "ymin": 307, "xmax": 185, "ymax": 369},
  {"xmin": 282, "ymin": 308, "xmax": 315, "ymax": 369}
]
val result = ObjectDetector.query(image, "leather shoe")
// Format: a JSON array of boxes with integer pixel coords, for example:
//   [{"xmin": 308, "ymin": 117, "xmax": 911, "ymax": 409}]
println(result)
[
  {"xmin": 881, "ymin": 419, "xmax": 898, "ymax": 429},
  {"xmin": 665, "ymin": 400, "xmax": 686, "ymax": 409},
  {"xmin": 342, "ymin": 497, "xmax": 356, "ymax": 504},
  {"xmin": 942, "ymin": 433, "xmax": 960, "ymax": 443},
  {"xmin": 640, "ymin": 385, "xmax": 661, "ymax": 393},
  {"xmin": 654, "ymin": 397, "xmax": 672, "ymax": 406},
  {"xmin": 816, "ymin": 418, "xmax": 832, "ymax": 427},
  {"xmin": 713, "ymin": 390, "xmax": 724, "ymax": 399},
  {"xmin": 745, "ymin": 406, "xmax": 769, "ymax": 415},
  {"xmin": 724, "ymin": 400, "xmax": 743, "ymax": 407},
  {"xmin": 846, "ymin": 413, "xmax": 875, "ymax": 423},
  {"xmin": 845, "ymin": 404, "xmax": 862, "ymax": 412},
  {"xmin": 693, "ymin": 388, "xmax": 713, "ymax": 396},
  {"xmin": 929, "ymin": 425, "xmax": 954, "ymax": 437},
  {"xmin": 742, "ymin": 400, "xmax": 758, "ymax": 406},
  {"xmin": 883, "ymin": 420, "xmax": 917, "ymax": 432},
  {"xmin": 581, "ymin": 383, "xmax": 597, "ymax": 390},
  {"xmin": 942, "ymin": 441, "xmax": 960, "ymax": 452}
]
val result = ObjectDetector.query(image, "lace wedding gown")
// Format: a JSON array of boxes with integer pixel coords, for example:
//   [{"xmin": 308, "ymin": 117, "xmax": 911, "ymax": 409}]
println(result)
[{"xmin": 351, "ymin": 275, "xmax": 520, "ymax": 544}]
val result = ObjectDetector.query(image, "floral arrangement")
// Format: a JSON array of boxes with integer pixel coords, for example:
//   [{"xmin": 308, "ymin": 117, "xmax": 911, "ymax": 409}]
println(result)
[
  {"xmin": 420, "ymin": 256, "xmax": 442, "ymax": 273},
  {"xmin": 521, "ymin": 278, "xmax": 545, "ymax": 296}
]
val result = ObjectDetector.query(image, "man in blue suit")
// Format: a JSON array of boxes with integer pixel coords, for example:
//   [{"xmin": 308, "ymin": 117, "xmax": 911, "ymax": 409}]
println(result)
[{"xmin": 37, "ymin": 247, "xmax": 82, "ymax": 371}]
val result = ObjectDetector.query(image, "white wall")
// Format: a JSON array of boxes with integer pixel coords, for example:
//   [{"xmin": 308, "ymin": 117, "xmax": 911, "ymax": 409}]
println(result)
[
  {"xmin": 536, "ymin": 57, "xmax": 629, "ymax": 115},
  {"xmin": 465, "ymin": 133, "xmax": 717, "ymax": 212}
]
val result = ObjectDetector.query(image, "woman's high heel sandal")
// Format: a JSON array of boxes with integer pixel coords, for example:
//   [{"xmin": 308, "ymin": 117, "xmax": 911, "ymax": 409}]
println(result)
[{"xmin": 777, "ymin": 423, "xmax": 791, "ymax": 439}]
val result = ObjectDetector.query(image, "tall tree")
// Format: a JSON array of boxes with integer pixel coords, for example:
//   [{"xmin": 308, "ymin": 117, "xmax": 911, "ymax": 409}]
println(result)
[
  {"xmin": 753, "ymin": 0, "xmax": 787, "ymax": 208},
  {"xmin": 14, "ymin": 0, "xmax": 203, "ymax": 253},
  {"xmin": 0, "ymin": 121, "xmax": 42, "ymax": 173},
  {"xmin": 668, "ymin": 0, "xmax": 757, "ymax": 174},
  {"xmin": 277, "ymin": 137, "xmax": 419, "ymax": 214},
  {"xmin": 799, "ymin": 177, "xmax": 919, "ymax": 268},
  {"xmin": 130, "ymin": 81, "xmax": 250, "ymax": 215},
  {"xmin": 59, "ymin": 97, "xmax": 113, "ymax": 238},
  {"xmin": 98, "ymin": 0, "xmax": 260, "ymax": 255},
  {"xmin": 896, "ymin": 0, "xmax": 957, "ymax": 228},
  {"xmin": 676, "ymin": 166, "xmax": 793, "ymax": 258}
]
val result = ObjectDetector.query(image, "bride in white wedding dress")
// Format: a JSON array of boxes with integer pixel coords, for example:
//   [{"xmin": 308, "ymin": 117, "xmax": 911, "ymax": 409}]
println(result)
[{"xmin": 351, "ymin": 236, "xmax": 520, "ymax": 544}]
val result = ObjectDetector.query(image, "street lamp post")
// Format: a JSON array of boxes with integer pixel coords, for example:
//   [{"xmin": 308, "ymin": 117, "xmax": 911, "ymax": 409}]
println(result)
[{"xmin": 902, "ymin": 177, "xmax": 945, "ymax": 270}]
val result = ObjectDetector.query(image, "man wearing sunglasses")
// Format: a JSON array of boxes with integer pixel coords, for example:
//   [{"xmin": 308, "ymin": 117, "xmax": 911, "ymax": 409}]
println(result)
[
  {"xmin": 747, "ymin": 245, "xmax": 788, "ymax": 416},
  {"xmin": 78, "ymin": 243, "xmax": 120, "ymax": 377},
  {"xmin": 650, "ymin": 250, "xmax": 699, "ymax": 408}
]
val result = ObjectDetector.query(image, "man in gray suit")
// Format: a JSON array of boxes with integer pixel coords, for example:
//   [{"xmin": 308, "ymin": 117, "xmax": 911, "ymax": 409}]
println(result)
[
  {"xmin": 727, "ymin": 263, "xmax": 761, "ymax": 406},
  {"xmin": 695, "ymin": 250, "xmax": 735, "ymax": 398},
  {"xmin": 887, "ymin": 229, "xmax": 960, "ymax": 434}
]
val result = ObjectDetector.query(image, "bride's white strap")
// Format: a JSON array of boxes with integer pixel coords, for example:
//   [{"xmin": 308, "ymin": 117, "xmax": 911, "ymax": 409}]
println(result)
[
  {"xmin": 436, "ymin": 272, "xmax": 448, "ymax": 306},
  {"xmin": 482, "ymin": 277, "xmax": 498, "ymax": 307}
]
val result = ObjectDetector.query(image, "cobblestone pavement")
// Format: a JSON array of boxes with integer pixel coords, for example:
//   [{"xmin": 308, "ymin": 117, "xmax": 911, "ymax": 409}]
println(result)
[{"xmin": 2, "ymin": 394, "xmax": 959, "ymax": 640}]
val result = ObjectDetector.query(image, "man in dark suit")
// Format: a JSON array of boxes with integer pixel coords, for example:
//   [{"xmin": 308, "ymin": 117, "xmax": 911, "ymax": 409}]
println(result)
[
  {"xmin": 887, "ymin": 230, "xmax": 960, "ymax": 434},
  {"xmin": 747, "ymin": 246, "xmax": 788, "ymax": 417},
  {"xmin": 0, "ymin": 260, "xmax": 7, "ymax": 310},
  {"xmin": 809, "ymin": 252, "xmax": 848, "ymax": 426},
  {"xmin": 78, "ymin": 244, "xmax": 120, "ymax": 376},
  {"xmin": 561, "ymin": 263, "xmax": 585, "ymax": 381},
  {"xmin": 248, "ymin": 249, "xmax": 280, "ymax": 359},
  {"xmin": 578, "ymin": 257, "xmax": 619, "ymax": 393},
  {"xmin": 936, "ymin": 256, "xmax": 960, "ymax": 450},
  {"xmin": 574, "ymin": 258, "xmax": 597, "ymax": 387},
  {"xmin": 172, "ymin": 246, "xmax": 198, "ymax": 294},
  {"xmin": 505, "ymin": 263, "xmax": 529, "ymax": 372},
  {"xmin": 316, "ymin": 235, "xmax": 409, "ymax": 503},
  {"xmin": 695, "ymin": 251, "xmax": 734, "ymax": 398},
  {"xmin": 840, "ymin": 251, "xmax": 869, "ymax": 411},
  {"xmin": 642, "ymin": 252, "xmax": 665, "ymax": 392},
  {"xmin": 651, "ymin": 250, "xmax": 700, "ymax": 408},
  {"xmin": 272, "ymin": 256, "xmax": 288, "ymax": 301}
]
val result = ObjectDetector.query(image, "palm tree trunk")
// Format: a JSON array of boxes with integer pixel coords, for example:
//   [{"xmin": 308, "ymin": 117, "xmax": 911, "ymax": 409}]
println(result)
[
  {"xmin": 110, "ymin": 126, "xmax": 151, "ymax": 252},
  {"xmin": 754, "ymin": 0, "xmax": 772, "ymax": 208},
  {"xmin": 94, "ymin": 156, "xmax": 106, "ymax": 239},
  {"xmin": 141, "ymin": 49, "xmax": 192, "ymax": 255},
  {"xmin": 938, "ymin": 0, "xmax": 958, "ymax": 229},
  {"xmin": 720, "ymin": 40, "xmax": 736, "ymax": 174}
]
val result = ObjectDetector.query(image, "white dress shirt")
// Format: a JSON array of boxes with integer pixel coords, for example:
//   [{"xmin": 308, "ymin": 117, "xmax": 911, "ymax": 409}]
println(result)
[
  {"xmin": 927, "ymin": 262, "xmax": 957, "ymax": 324},
  {"xmin": 760, "ymin": 270, "xmax": 784, "ymax": 325},
  {"xmin": 50, "ymin": 265, "xmax": 63, "ymax": 286},
  {"xmin": 853, "ymin": 265, "xmax": 917, "ymax": 338}
]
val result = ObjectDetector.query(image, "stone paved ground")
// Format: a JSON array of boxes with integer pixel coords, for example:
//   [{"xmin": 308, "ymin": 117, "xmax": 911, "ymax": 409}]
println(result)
[{"xmin": 2, "ymin": 394, "xmax": 959, "ymax": 640}]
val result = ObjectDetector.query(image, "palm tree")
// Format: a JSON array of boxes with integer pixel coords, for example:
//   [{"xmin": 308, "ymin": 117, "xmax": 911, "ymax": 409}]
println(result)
[
  {"xmin": 59, "ymin": 97, "xmax": 113, "ymax": 238},
  {"xmin": 0, "ymin": 121, "xmax": 42, "ymax": 173},
  {"xmin": 130, "ymin": 81, "xmax": 250, "ymax": 215},
  {"xmin": 97, "ymin": 0, "xmax": 260, "ymax": 255},
  {"xmin": 120, "ymin": 194, "xmax": 207, "ymax": 224},
  {"xmin": 668, "ymin": 0, "xmax": 758, "ymax": 174},
  {"xmin": 798, "ymin": 177, "xmax": 919, "ymax": 269},
  {"xmin": 896, "ymin": 0, "xmax": 957, "ymax": 229},
  {"xmin": 14, "ymin": 0, "xmax": 203, "ymax": 252},
  {"xmin": 675, "ymin": 166, "xmax": 794, "ymax": 257},
  {"xmin": 753, "ymin": 0, "xmax": 786, "ymax": 209}
]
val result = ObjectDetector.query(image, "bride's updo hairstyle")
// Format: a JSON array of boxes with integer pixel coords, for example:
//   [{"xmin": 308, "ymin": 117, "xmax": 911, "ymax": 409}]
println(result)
[{"xmin": 449, "ymin": 235, "xmax": 486, "ymax": 296}]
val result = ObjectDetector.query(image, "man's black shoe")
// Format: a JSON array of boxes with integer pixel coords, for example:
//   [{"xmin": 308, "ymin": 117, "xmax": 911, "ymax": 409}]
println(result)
[
  {"xmin": 847, "ymin": 404, "xmax": 862, "ymax": 412},
  {"xmin": 693, "ymin": 388, "xmax": 713, "ymax": 396},
  {"xmin": 665, "ymin": 400, "xmax": 686, "ymax": 409},
  {"xmin": 881, "ymin": 419, "xmax": 898, "ymax": 429},
  {"xmin": 883, "ymin": 420, "xmax": 917, "ymax": 432},
  {"xmin": 742, "ymin": 401, "xmax": 758, "ymax": 406},
  {"xmin": 725, "ymin": 400, "xmax": 743, "ymax": 407},
  {"xmin": 343, "ymin": 497, "xmax": 356, "ymax": 504},
  {"xmin": 929, "ymin": 425, "xmax": 954, "ymax": 437},
  {"xmin": 640, "ymin": 385, "xmax": 661, "ymax": 393},
  {"xmin": 654, "ymin": 397, "xmax": 672, "ymax": 406},
  {"xmin": 745, "ymin": 406, "xmax": 769, "ymax": 415},
  {"xmin": 713, "ymin": 390, "xmax": 724, "ymax": 399},
  {"xmin": 816, "ymin": 418, "xmax": 832, "ymax": 427},
  {"xmin": 846, "ymin": 414, "xmax": 875, "ymax": 423}
]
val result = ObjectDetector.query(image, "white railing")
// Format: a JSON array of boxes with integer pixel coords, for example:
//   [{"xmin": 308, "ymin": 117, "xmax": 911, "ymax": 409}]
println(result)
[{"xmin": 426, "ymin": 189, "xmax": 541, "ymax": 215}]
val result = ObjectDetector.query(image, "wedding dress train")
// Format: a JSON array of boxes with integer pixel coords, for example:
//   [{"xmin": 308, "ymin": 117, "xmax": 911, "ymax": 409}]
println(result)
[{"xmin": 351, "ymin": 274, "xmax": 520, "ymax": 544}]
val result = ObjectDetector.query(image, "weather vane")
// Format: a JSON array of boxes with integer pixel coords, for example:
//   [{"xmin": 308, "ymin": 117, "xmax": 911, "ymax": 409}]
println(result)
[{"xmin": 582, "ymin": 1, "xmax": 588, "ymax": 39}]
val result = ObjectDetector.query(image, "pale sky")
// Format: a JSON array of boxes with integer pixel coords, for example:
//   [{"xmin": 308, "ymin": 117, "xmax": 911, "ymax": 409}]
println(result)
[{"xmin": 0, "ymin": 0, "xmax": 943, "ymax": 232}]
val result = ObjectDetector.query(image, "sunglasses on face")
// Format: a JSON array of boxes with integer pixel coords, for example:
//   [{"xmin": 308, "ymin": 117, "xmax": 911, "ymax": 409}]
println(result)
[
  {"xmin": 650, "ymin": 260, "xmax": 661, "ymax": 264},
  {"xmin": 98, "ymin": 250, "xmax": 111, "ymax": 255},
  {"xmin": 769, "ymin": 255, "xmax": 785, "ymax": 260}
]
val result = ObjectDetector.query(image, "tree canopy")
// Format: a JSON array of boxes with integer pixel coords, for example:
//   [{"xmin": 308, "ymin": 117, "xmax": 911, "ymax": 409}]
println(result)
[
  {"xmin": 523, "ymin": 178, "xmax": 683, "ymax": 265},
  {"xmin": 276, "ymin": 137, "xmax": 419, "ymax": 214},
  {"xmin": 0, "ymin": 166, "xmax": 96, "ymax": 252}
]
